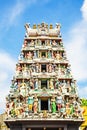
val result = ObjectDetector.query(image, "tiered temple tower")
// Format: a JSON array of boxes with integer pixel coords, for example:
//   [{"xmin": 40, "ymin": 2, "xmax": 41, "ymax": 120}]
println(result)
[{"xmin": 5, "ymin": 22, "xmax": 83, "ymax": 130}]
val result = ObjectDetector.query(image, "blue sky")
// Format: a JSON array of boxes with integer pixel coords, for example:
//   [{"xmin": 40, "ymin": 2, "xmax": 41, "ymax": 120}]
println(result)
[{"xmin": 0, "ymin": 0, "xmax": 87, "ymax": 114}]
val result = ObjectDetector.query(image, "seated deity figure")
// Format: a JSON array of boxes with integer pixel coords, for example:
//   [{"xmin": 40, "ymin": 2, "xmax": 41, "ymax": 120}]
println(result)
[
  {"xmin": 52, "ymin": 40, "xmax": 57, "ymax": 46},
  {"xmin": 33, "ymin": 95, "xmax": 38, "ymax": 113}
]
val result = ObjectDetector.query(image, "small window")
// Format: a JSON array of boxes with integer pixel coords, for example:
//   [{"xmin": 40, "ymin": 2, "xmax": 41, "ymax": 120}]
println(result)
[
  {"xmin": 41, "ymin": 80, "xmax": 47, "ymax": 89},
  {"xmin": 42, "ymin": 41, "xmax": 45, "ymax": 45},
  {"xmin": 41, "ymin": 52, "xmax": 46, "ymax": 57},
  {"xmin": 41, "ymin": 64, "xmax": 46, "ymax": 72}
]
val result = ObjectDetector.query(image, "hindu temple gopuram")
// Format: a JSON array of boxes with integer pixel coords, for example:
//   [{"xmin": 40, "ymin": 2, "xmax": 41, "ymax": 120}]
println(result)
[{"xmin": 5, "ymin": 22, "xmax": 83, "ymax": 130}]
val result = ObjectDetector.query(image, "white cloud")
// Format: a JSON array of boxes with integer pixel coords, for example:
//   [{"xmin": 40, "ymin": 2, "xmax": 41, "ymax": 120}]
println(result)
[
  {"xmin": 65, "ymin": 0, "xmax": 87, "ymax": 82},
  {"xmin": 81, "ymin": 0, "xmax": 87, "ymax": 21},
  {"xmin": 0, "ymin": 51, "xmax": 16, "ymax": 114},
  {"xmin": 64, "ymin": 0, "xmax": 87, "ymax": 98},
  {"xmin": 0, "ymin": 0, "xmax": 37, "ymax": 31}
]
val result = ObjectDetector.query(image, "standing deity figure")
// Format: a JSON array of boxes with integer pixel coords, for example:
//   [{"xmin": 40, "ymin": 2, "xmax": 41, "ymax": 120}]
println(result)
[
  {"xmin": 37, "ymin": 39, "xmax": 41, "ymax": 46},
  {"xmin": 55, "ymin": 78, "xmax": 59, "ymax": 89},
  {"xmin": 34, "ymin": 79, "xmax": 39, "ymax": 89},
  {"xmin": 49, "ymin": 79, "xmax": 54, "ymax": 89},
  {"xmin": 28, "ymin": 96, "xmax": 34, "ymax": 112},
  {"xmin": 23, "ymin": 40, "xmax": 28, "ymax": 48},
  {"xmin": 35, "ymin": 63, "xmax": 40, "ymax": 72},
  {"xmin": 46, "ymin": 40, "xmax": 50, "ymax": 46},
  {"xmin": 33, "ymin": 95, "xmax": 38, "ymax": 113},
  {"xmin": 22, "ymin": 64, "xmax": 28, "ymax": 77},
  {"xmin": 18, "ymin": 52, "xmax": 24, "ymax": 61},
  {"xmin": 56, "ymin": 52, "xmax": 61, "ymax": 60},
  {"xmin": 15, "ymin": 64, "xmax": 22, "ymax": 77},
  {"xmin": 56, "ymin": 93, "xmax": 63, "ymax": 112},
  {"xmin": 48, "ymin": 50, "xmax": 52, "ymax": 58},
  {"xmin": 27, "ymin": 51, "xmax": 32, "ymax": 60},
  {"xmin": 29, "ymin": 79, "xmax": 34, "ymax": 89},
  {"xmin": 62, "ymin": 80, "xmax": 67, "ymax": 94},
  {"xmin": 20, "ymin": 80, "xmax": 26, "ymax": 97},
  {"xmin": 34, "ymin": 50, "xmax": 38, "ymax": 58},
  {"xmin": 48, "ymin": 64, "xmax": 52, "ymax": 73},
  {"xmin": 66, "ymin": 102, "xmax": 71, "ymax": 118},
  {"xmin": 30, "ymin": 40, "xmax": 34, "ymax": 46},
  {"xmin": 51, "ymin": 96, "xmax": 56, "ymax": 113}
]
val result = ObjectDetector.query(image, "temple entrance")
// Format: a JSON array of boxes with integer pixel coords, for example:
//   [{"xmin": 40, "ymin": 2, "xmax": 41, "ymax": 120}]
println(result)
[
  {"xmin": 41, "ymin": 99, "xmax": 48, "ymax": 110},
  {"xmin": 26, "ymin": 128, "xmax": 64, "ymax": 130}
]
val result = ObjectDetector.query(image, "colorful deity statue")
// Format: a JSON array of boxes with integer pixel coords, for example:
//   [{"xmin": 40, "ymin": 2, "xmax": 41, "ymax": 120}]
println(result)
[
  {"xmin": 15, "ymin": 64, "xmax": 22, "ymax": 77},
  {"xmin": 29, "ymin": 79, "xmax": 34, "ymax": 89},
  {"xmin": 30, "ymin": 40, "xmax": 34, "ymax": 46},
  {"xmin": 22, "ymin": 64, "xmax": 28, "ymax": 77},
  {"xmin": 56, "ymin": 52, "xmax": 61, "ymax": 60},
  {"xmin": 20, "ymin": 80, "xmax": 26, "ymax": 97},
  {"xmin": 56, "ymin": 93, "xmax": 63, "ymax": 112},
  {"xmin": 48, "ymin": 64, "xmax": 52, "ymax": 73},
  {"xmin": 23, "ymin": 40, "xmax": 28, "ymax": 48},
  {"xmin": 48, "ymin": 50, "xmax": 52, "ymax": 58},
  {"xmin": 34, "ymin": 50, "xmax": 38, "ymax": 58},
  {"xmin": 28, "ymin": 96, "xmax": 34, "ymax": 112},
  {"xmin": 34, "ymin": 78, "xmax": 39, "ymax": 89},
  {"xmin": 51, "ymin": 96, "xmax": 56, "ymax": 113},
  {"xmin": 27, "ymin": 51, "xmax": 33, "ymax": 60},
  {"xmin": 35, "ymin": 63, "xmax": 40, "ymax": 72},
  {"xmin": 33, "ymin": 95, "xmax": 38, "ymax": 113},
  {"xmin": 52, "ymin": 40, "xmax": 57, "ymax": 46},
  {"xmin": 49, "ymin": 79, "xmax": 54, "ymax": 89}
]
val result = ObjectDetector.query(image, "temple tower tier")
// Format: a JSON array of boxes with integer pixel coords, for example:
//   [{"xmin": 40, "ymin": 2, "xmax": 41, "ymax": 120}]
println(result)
[{"xmin": 5, "ymin": 22, "xmax": 83, "ymax": 130}]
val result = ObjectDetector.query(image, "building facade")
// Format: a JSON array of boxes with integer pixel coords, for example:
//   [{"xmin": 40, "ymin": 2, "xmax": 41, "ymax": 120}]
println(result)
[{"xmin": 5, "ymin": 22, "xmax": 83, "ymax": 130}]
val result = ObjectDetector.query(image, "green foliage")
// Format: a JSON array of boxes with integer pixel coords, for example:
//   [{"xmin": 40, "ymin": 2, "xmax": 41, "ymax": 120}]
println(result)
[{"xmin": 81, "ymin": 98, "xmax": 87, "ymax": 106}]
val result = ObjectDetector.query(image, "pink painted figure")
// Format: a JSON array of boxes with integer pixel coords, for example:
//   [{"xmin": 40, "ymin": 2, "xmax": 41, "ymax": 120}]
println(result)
[
  {"xmin": 33, "ymin": 95, "xmax": 38, "ymax": 113},
  {"xmin": 48, "ymin": 64, "xmax": 52, "ymax": 72}
]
